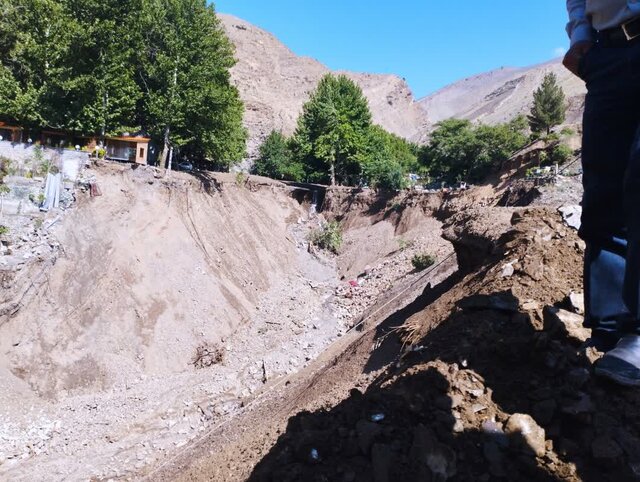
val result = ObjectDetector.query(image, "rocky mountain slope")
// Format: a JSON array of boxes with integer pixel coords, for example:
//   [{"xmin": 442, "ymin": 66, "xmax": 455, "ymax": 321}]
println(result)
[
  {"xmin": 419, "ymin": 59, "xmax": 587, "ymax": 127},
  {"xmin": 218, "ymin": 14, "xmax": 430, "ymax": 157}
]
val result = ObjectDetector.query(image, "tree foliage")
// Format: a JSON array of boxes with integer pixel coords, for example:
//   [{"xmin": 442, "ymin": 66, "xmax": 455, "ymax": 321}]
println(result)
[
  {"xmin": 528, "ymin": 72, "xmax": 566, "ymax": 135},
  {"xmin": 420, "ymin": 117, "xmax": 528, "ymax": 183},
  {"xmin": 291, "ymin": 74, "xmax": 372, "ymax": 185},
  {"xmin": 0, "ymin": 0, "xmax": 246, "ymax": 166},
  {"xmin": 252, "ymin": 130, "xmax": 303, "ymax": 181}
]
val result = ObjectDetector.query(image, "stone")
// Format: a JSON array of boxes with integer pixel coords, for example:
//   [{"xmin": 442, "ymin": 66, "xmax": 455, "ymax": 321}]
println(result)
[
  {"xmin": 544, "ymin": 307, "xmax": 590, "ymax": 343},
  {"xmin": 558, "ymin": 205, "xmax": 582, "ymax": 231},
  {"xmin": 356, "ymin": 420, "xmax": 382, "ymax": 455},
  {"xmin": 458, "ymin": 293, "xmax": 519, "ymax": 313},
  {"xmin": 505, "ymin": 413, "xmax": 547, "ymax": 458},
  {"xmin": 411, "ymin": 425, "xmax": 457, "ymax": 480},
  {"xmin": 501, "ymin": 263, "xmax": 515, "ymax": 278},
  {"xmin": 592, "ymin": 436, "xmax": 623, "ymax": 468},
  {"xmin": 482, "ymin": 420, "xmax": 508, "ymax": 448},
  {"xmin": 568, "ymin": 292, "xmax": 585, "ymax": 315}
]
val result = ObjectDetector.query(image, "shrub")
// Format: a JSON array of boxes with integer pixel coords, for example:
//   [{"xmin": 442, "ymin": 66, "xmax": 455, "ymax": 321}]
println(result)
[
  {"xmin": 309, "ymin": 221, "xmax": 342, "ymax": 254},
  {"xmin": 0, "ymin": 225, "xmax": 9, "ymax": 235},
  {"xmin": 549, "ymin": 143, "xmax": 573, "ymax": 165},
  {"xmin": 412, "ymin": 253, "xmax": 436, "ymax": 271},
  {"xmin": 235, "ymin": 171, "xmax": 247, "ymax": 186}
]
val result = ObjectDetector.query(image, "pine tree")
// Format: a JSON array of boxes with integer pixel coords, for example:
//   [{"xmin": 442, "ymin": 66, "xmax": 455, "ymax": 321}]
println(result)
[{"xmin": 528, "ymin": 72, "xmax": 566, "ymax": 136}]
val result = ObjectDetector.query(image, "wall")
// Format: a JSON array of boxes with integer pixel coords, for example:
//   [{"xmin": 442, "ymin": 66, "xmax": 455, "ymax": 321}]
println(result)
[{"xmin": 0, "ymin": 140, "xmax": 88, "ymax": 181}]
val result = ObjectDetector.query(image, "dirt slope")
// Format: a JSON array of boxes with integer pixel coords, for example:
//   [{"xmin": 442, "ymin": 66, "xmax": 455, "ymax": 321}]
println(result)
[{"xmin": 218, "ymin": 14, "xmax": 430, "ymax": 158}]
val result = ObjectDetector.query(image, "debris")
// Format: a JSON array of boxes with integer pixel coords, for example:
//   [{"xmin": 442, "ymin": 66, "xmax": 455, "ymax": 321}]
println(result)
[
  {"xmin": 558, "ymin": 205, "xmax": 582, "ymax": 230},
  {"xmin": 544, "ymin": 307, "xmax": 590, "ymax": 343},
  {"xmin": 505, "ymin": 413, "xmax": 546, "ymax": 458},
  {"xmin": 568, "ymin": 291, "xmax": 585, "ymax": 315}
]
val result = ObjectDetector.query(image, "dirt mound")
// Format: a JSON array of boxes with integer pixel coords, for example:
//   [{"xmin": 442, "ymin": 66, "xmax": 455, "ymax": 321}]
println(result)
[{"xmin": 184, "ymin": 206, "xmax": 640, "ymax": 482}]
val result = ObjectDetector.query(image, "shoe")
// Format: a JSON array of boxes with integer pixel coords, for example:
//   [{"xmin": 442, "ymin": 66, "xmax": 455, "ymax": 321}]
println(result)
[
  {"xmin": 581, "ymin": 336, "xmax": 618, "ymax": 353},
  {"xmin": 595, "ymin": 335, "xmax": 640, "ymax": 387}
]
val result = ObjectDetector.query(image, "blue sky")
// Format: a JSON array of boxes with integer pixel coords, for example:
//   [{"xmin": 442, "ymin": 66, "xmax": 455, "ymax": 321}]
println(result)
[{"xmin": 213, "ymin": 0, "xmax": 569, "ymax": 99}]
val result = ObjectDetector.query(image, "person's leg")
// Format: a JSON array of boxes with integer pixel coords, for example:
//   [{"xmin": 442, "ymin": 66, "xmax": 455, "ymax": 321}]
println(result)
[
  {"xmin": 592, "ymin": 42, "xmax": 640, "ymax": 386},
  {"xmin": 580, "ymin": 44, "xmax": 638, "ymax": 347}
]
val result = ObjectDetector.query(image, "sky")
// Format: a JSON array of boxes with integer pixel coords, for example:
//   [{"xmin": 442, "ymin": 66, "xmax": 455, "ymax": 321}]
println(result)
[{"xmin": 213, "ymin": 0, "xmax": 570, "ymax": 99}]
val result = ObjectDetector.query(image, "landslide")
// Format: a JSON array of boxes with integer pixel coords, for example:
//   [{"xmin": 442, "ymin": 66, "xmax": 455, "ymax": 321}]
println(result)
[{"xmin": 163, "ymin": 191, "xmax": 640, "ymax": 481}]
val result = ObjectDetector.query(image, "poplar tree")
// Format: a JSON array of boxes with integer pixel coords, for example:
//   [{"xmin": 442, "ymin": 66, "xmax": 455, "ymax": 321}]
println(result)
[
  {"xmin": 292, "ymin": 74, "xmax": 372, "ymax": 185},
  {"xmin": 528, "ymin": 72, "xmax": 566, "ymax": 136}
]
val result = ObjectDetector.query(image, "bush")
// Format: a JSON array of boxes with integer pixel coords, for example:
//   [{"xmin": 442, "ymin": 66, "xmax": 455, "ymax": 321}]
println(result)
[
  {"xmin": 411, "ymin": 253, "xmax": 436, "ymax": 271},
  {"xmin": 0, "ymin": 225, "xmax": 9, "ymax": 235},
  {"xmin": 549, "ymin": 143, "xmax": 573, "ymax": 165},
  {"xmin": 309, "ymin": 221, "xmax": 342, "ymax": 254}
]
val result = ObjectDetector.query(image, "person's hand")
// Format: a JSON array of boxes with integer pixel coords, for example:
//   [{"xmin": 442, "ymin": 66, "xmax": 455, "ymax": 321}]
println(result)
[{"xmin": 563, "ymin": 41, "xmax": 594, "ymax": 78}]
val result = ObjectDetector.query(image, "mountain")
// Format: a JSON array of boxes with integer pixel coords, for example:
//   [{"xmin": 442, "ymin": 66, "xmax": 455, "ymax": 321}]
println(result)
[
  {"xmin": 420, "ymin": 59, "xmax": 586, "ymax": 127},
  {"xmin": 218, "ymin": 14, "xmax": 430, "ymax": 158}
]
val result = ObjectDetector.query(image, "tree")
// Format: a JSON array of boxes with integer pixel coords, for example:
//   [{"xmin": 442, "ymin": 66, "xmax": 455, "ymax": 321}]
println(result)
[
  {"xmin": 138, "ymin": 0, "xmax": 246, "ymax": 168},
  {"xmin": 292, "ymin": 74, "xmax": 372, "ymax": 185},
  {"xmin": 420, "ymin": 117, "xmax": 528, "ymax": 183},
  {"xmin": 528, "ymin": 72, "xmax": 566, "ymax": 135},
  {"xmin": 252, "ymin": 131, "xmax": 304, "ymax": 181},
  {"xmin": 360, "ymin": 125, "xmax": 412, "ymax": 189}
]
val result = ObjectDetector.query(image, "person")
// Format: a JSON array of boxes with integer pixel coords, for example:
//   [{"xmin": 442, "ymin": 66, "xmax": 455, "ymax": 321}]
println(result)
[{"xmin": 564, "ymin": 0, "xmax": 640, "ymax": 386}]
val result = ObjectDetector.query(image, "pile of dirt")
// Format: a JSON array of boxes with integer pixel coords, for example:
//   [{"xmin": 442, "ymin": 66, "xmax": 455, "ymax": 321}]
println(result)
[{"xmin": 179, "ymin": 206, "xmax": 640, "ymax": 482}]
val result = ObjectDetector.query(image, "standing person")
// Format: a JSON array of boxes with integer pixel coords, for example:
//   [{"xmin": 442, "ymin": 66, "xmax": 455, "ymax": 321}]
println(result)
[{"xmin": 564, "ymin": 0, "xmax": 640, "ymax": 386}]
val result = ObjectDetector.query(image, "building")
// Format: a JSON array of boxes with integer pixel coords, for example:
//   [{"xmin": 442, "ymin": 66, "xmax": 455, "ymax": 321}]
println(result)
[
  {"xmin": 105, "ymin": 135, "xmax": 150, "ymax": 165},
  {"xmin": 0, "ymin": 122, "xmax": 23, "ymax": 143}
]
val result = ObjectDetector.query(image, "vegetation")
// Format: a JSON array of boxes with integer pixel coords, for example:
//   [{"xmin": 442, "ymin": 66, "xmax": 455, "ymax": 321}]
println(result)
[
  {"xmin": 309, "ymin": 221, "xmax": 342, "ymax": 254},
  {"xmin": 252, "ymin": 131, "xmax": 304, "ymax": 181},
  {"xmin": 0, "ymin": 225, "xmax": 8, "ymax": 235},
  {"xmin": 419, "ymin": 117, "xmax": 528, "ymax": 183},
  {"xmin": 253, "ymin": 75, "xmax": 417, "ymax": 189},
  {"xmin": 0, "ymin": 0, "xmax": 246, "ymax": 167},
  {"xmin": 528, "ymin": 73, "xmax": 566, "ymax": 136},
  {"xmin": 411, "ymin": 253, "xmax": 436, "ymax": 271}
]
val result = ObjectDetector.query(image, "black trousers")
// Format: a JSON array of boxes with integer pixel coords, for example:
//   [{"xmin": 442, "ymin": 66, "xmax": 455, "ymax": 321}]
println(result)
[{"xmin": 580, "ymin": 40, "xmax": 640, "ymax": 338}]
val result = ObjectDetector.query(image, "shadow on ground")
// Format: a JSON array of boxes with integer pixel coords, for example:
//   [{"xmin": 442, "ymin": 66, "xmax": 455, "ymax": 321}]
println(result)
[{"xmin": 247, "ymin": 287, "xmax": 640, "ymax": 481}]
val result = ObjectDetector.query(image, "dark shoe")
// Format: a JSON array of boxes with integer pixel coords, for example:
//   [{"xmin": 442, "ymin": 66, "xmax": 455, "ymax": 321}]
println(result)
[
  {"xmin": 581, "ymin": 335, "xmax": 619, "ymax": 353},
  {"xmin": 595, "ymin": 335, "xmax": 640, "ymax": 387}
]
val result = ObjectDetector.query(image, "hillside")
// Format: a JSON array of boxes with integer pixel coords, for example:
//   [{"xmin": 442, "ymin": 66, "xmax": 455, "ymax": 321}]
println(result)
[
  {"xmin": 420, "ymin": 59, "xmax": 587, "ymax": 126},
  {"xmin": 218, "ymin": 14, "xmax": 430, "ymax": 157}
]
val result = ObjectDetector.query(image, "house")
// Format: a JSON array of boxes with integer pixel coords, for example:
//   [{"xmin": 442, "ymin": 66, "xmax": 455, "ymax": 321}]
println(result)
[
  {"xmin": 0, "ymin": 122, "xmax": 23, "ymax": 143},
  {"xmin": 105, "ymin": 135, "xmax": 150, "ymax": 165}
]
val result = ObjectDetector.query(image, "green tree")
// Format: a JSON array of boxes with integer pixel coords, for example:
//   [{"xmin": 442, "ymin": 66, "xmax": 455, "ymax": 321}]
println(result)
[
  {"xmin": 139, "ymin": 0, "xmax": 246, "ymax": 168},
  {"xmin": 421, "ymin": 117, "xmax": 528, "ymax": 183},
  {"xmin": 252, "ymin": 131, "xmax": 304, "ymax": 181},
  {"xmin": 360, "ymin": 125, "xmax": 412, "ymax": 189},
  {"xmin": 528, "ymin": 72, "xmax": 566, "ymax": 135},
  {"xmin": 292, "ymin": 74, "xmax": 372, "ymax": 185}
]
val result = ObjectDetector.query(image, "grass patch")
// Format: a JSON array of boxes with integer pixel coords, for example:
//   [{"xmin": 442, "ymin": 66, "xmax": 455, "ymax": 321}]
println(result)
[
  {"xmin": 309, "ymin": 221, "xmax": 342, "ymax": 254},
  {"xmin": 411, "ymin": 253, "xmax": 436, "ymax": 271}
]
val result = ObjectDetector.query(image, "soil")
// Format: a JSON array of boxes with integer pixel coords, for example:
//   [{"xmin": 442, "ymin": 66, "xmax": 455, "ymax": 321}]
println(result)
[{"xmin": 0, "ymin": 162, "xmax": 455, "ymax": 481}]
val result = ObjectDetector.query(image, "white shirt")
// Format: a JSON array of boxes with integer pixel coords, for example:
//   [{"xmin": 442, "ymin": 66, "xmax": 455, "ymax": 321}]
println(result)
[{"xmin": 566, "ymin": 0, "xmax": 640, "ymax": 45}]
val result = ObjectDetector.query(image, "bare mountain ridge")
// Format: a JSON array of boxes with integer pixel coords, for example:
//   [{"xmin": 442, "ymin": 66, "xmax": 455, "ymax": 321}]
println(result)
[
  {"xmin": 420, "ymin": 59, "xmax": 587, "ymax": 126},
  {"xmin": 218, "ymin": 14, "xmax": 430, "ymax": 157},
  {"xmin": 219, "ymin": 13, "xmax": 586, "ymax": 160}
]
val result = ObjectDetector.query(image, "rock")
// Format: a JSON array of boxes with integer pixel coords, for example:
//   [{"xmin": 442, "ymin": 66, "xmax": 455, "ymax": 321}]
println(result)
[
  {"xmin": 568, "ymin": 292, "xmax": 585, "ymax": 315},
  {"xmin": 505, "ymin": 413, "xmax": 547, "ymax": 458},
  {"xmin": 482, "ymin": 420, "xmax": 508, "ymax": 448},
  {"xmin": 356, "ymin": 420, "xmax": 382, "ymax": 455},
  {"xmin": 559, "ymin": 205, "xmax": 582, "ymax": 230},
  {"xmin": 592, "ymin": 436, "xmax": 623, "ymax": 467},
  {"xmin": 532, "ymin": 399, "xmax": 557, "ymax": 425},
  {"xmin": 501, "ymin": 263, "xmax": 515, "ymax": 278},
  {"xmin": 544, "ymin": 307, "xmax": 590, "ymax": 343},
  {"xmin": 411, "ymin": 425, "xmax": 457, "ymax": 480}
]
